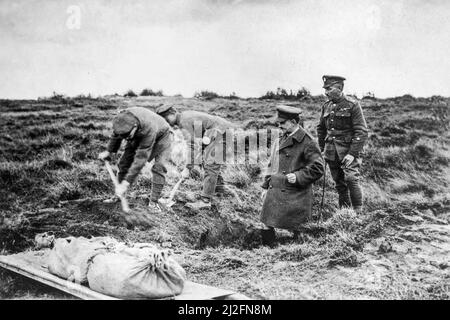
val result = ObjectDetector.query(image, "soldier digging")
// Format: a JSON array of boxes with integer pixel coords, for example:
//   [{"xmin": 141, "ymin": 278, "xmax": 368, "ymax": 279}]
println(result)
[
  {"xmin": 317, "ymin": 75, "xmax": 369, "ymax": 213},
  {"xmin": 98, "ymin": 107, "xmax": 173, "ymax": 213},
  {"xmin": 260, "ymin": 105, "xmax": 324, "ymax": 245},
  {"xmin": 157, "ymin": 106, "xmax": 237, "ymax": 210}
]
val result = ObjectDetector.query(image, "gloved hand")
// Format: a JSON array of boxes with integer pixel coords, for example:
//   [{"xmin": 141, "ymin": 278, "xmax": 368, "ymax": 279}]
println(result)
[
  {"xmin": 181, "ymin": 167, "xmax": 190, "ymax": 179},
  {"xmin": 203, "ymin": 128, "xmax": 220, "ymax": 145},
  {"xmin": 342, "ymin": 154, "xmax": 355, "ymax": 168},
  {"xmin": 189, "ymin": 165, "xmax": 202, "ymax": 179},
  {"xmin": 260, "ymin": 189, "xmax": 267, "ymax": 201},
  {"xmin": 115, "ymin": 180, "xmax": 130, "ymax": 197},
  {"xmin": 286, "ymin": 173, "xmax": 297, "ymax": 184},
  {"xmin": 98, "ymin": 151, "xmax": 111, "ymax": 161},
  {"xmin": 202, "ymin": 136, "xmax": 211, "ymax": 145}
]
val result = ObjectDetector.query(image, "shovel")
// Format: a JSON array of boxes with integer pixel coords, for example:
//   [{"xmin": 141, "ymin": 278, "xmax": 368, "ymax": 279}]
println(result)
[
  {"xmin": 159, "ymin": 176, "xmax": 185, "ymax": 208},
  {"xmin": 104, "ymin": 161, "xmax": 131, "ymax": 213}
]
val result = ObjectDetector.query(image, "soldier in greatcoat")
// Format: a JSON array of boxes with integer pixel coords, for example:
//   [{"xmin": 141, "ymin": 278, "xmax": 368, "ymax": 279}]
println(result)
[{"xmin": 260, "ymin": 105, "xmax": 324, "ymax": 244}]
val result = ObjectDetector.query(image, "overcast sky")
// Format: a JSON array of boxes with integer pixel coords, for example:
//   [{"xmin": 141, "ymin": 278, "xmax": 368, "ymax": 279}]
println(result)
[{"xmin": 0, "ymin": 0, "xmax": 449, "ymax": 99}]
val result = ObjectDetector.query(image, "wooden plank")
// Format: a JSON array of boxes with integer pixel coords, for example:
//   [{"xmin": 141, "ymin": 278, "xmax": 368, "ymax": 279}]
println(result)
[
  {"xmin": 175, "ymin": 281, "xmax": 235, "ymax": 300},
  {"xmin": 0, "ymin": 255, "xmax": 116, "ymax": 300},
  {"xmin": 0, "ymin": 251, "xmax": 240, "ymax": 300}
]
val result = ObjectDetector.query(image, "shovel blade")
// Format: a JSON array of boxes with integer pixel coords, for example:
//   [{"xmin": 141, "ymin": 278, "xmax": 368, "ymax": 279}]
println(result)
[
  {"xmin": 166, "ymin": 200, "xmax": 176, "ymax": 208},
  {"xmin": 158, "ymin": 198, "xmax": 175, "ymax": 208}
]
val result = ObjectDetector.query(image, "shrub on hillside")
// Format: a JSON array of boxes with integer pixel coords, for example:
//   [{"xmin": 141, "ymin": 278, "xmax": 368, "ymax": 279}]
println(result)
[
  {"xmin": 392, "ymin": 94, "xmax": 416, "ymax": 104},
  {"xmin": 362, "ymin": 92, "xmax": 376, "ymax": 100},
  {"xmin": 194, "ymin": 91, "xmax": 220, "ymax": 100},
  {"xmin": 225, "ymin": 92, "xmax": 240, "ymax": 100},
  {"xmin": 124, "ymin": 90, "xmax": 138, "ymax": 97},
  {"xmin": 140, "ymin": 88, "xmax": 164, "ymax": 96},
  {"xmin": 260, "ymin": 87, "xmax": 311, "ymax": 100}
]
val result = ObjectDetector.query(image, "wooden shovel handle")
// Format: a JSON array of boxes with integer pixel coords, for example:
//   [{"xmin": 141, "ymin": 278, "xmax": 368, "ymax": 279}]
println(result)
[
  {"xmin": 104, "ymin": 161, "xmax": 130, "ymax": 213},
  {"xmin": 167, "ymin": 177, "xmax": 185, "ymax": 202}
]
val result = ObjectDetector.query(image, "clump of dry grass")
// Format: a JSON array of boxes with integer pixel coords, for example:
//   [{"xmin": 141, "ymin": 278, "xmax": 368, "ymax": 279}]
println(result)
[{"xmin": 222, "ymin": 165, "xmax": 253, "ymax": 189}]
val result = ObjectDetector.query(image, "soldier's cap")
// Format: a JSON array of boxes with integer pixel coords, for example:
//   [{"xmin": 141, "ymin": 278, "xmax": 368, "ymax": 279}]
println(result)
[
  {"xmin": 156, "ymin": 105, "xmax": 175, "ymax": 116},
  {"xmin": 322, "ymin": 75, "xmax": 346, "ymax": 89},
  {"xmin": 276, "ymin": 105, "xmax": 302, "ymax": 122},
  {"xmin": 112, "ymin": 111, "xmax": 138, "ymax": 136}
]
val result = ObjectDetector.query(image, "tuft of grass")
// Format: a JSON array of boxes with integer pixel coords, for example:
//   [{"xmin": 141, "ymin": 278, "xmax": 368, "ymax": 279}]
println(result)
[{"xmin": 222, "ymin": 165, "xmax": 253, "ymax": 188}]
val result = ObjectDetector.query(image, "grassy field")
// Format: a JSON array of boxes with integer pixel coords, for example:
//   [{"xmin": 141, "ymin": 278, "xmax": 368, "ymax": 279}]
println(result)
[{"xmin": 0, "ymin": 94, "xmax": 449, "ymax": 299}]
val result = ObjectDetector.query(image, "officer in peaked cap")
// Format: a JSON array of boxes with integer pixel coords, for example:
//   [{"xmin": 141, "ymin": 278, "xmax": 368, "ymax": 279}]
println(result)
[
  {"xmin": 276, "ymin": 105, "xmax": 301, "ymax": 120},
  {"xmin": 275, "ymin": 105, "xmax": 305, "ymax": 128},
  {"xmin": 259, "ymin": 104, "xmax": 324, "ymax": 245},
  {"xmin": 322, "ymin": 75, "xmax": 346, "ymax": 89},
  {"xmin": 317, "ymin": 75, "xmax": 368, "ymax": 213}
]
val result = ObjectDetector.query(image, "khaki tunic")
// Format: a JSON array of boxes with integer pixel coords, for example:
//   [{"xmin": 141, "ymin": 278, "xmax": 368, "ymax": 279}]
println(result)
[
  {"xmin": 107, "ymin": 107, "xmax": 171, "ymax": 184},
  {"xmin": 316, "ymin": 95, "xmax": 368, "ymax": 161}
]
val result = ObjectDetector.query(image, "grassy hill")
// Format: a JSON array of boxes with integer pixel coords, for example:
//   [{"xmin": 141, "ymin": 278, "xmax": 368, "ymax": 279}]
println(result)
[{"xmin": 0, "ymin": 94, "xmax": 449, "ymax": 299}]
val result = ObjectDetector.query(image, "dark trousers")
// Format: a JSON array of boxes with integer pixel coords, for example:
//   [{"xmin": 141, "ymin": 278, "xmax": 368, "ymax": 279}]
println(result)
[
  {"xmin": 200, "ymin": 136, "xmax": 227, "ymax": 199},
  {"xmin": 327, "ymin": 150, "xmax": 363, "ymax": 209},
  {"xmin": 118, "ymin": 131, "xmax": 173, "ymax": 201}
]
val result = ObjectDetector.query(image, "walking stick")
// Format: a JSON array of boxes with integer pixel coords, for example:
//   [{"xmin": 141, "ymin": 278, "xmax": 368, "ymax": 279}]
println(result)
[{"xmin": 319, "ymin": 162, "xmax": 327, "ymax": 223}]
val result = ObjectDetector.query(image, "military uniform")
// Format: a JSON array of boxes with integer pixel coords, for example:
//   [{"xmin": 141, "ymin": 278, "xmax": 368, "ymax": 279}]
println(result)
[
  {"xmin": 107, "ymin": 107, "xmax": 172, "ymax": 202},
  {"xmin": 317, "ymin": 75, "xmax": 368, "ymax": 211},
  {"xmin": 157, "ymin": 107, "xmax": 237, "ymax": 200},
  {"xmin": 261, "ymin": 106, "xmax": 324, "ymax": 231}
]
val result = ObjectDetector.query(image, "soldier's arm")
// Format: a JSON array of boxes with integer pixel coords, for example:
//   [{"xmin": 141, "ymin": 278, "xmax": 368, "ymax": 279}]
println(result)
[
  {"xmin": 316, "ymin": 104, "xmax": 327, "ymax": 152},
  {"xmin": 182, "ymin": 122, "xmax": 203, "ymax": 167},
  {"xmin": 123, "ymin": 134, "xmax": 156, "ymax": 184},
  {"xmin": 348, "ymin": 101, "xmax": 368, "ymax": 158},
  {"xmin": 294, "ymin": 139, "xmax": 325, "ymax": 187},
  {"xmin": 106, "ymin": 133, "xmax": 123, "ymax": 153}
]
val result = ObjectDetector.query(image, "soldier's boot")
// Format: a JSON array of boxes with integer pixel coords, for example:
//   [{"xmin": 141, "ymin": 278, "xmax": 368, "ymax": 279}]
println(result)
[
  {"xmin": 347, "ymin": 179, "xmax": 363, "ymax": 214},
  {"xmin": 292, "ymin": 230, "xmax": 307, "ymax": 242},
  {"xmin": 187, "ymin": 165, "xmax": 202, "ymax": 180},
  {"xmin": 337, "ymin": 188, "xmax": 351, "ymax": 209},
  {"xmin": 215, "ymin": 185, "xmax": 226, "ymax": 192},
  {"xmin": 353, "ymin": 206, "xmax": 363, "ymax": 214},
  {"xmin": 103, "ymin": 196, "xmax": 120, "ymax": 204},
  {"xmin": 148, "ymin": 183, "xmax": 165, "ymax": 213},
  {"xmin": 215, "ymin": 174, "xmax": 226, "ymax": 194},
  {"xmin": 186, "ymin": 196, "xmax": 212, "ymax": 211},
  {"xmin": 148, "ymin": 200, "xmax": 163, "ymax": 213},
  {"xmin": 261, "ymin": 227, "xmax": 276, "ymax": 247}
]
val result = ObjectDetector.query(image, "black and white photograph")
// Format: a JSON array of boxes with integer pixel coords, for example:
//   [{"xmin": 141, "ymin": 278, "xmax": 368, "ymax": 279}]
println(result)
[{"xmin": 0, "ymin": 0, "xmax": 449, "ymax": 303}]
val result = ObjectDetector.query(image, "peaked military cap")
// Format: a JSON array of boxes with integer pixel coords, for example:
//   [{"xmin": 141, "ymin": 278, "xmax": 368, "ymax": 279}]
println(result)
[
  {"xmin": 112, "ymin": 111, "xmax": 138, "ymax": 136},
  {"xmin": 276, "ymin": 105, "xmax": 302, "ymax": 121},
  {"xmin": 156, "ymin": 105, "xmax": 174, "ymax": 116},
  {"xmin": 322, "ymin": 75, "xmax": 346, "ymax": 88}
]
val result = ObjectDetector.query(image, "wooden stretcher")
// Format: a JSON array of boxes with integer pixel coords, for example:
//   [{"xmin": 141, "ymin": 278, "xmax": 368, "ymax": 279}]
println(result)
[{"xmin": 0, "ymin": 250, "xmax": 246, "ymax": 300}]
